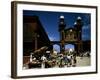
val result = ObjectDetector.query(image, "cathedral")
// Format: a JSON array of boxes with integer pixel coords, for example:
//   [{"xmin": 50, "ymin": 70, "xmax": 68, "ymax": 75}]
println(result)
[{"xmin": 23, "ymin": 15, "xmax": 90, "ymax": 68}]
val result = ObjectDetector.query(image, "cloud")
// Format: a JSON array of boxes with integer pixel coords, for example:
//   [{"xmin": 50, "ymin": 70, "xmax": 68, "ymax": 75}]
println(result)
[
  {"xmin": 82, "ymin": 24, "xmax": 90, "ymax": 29},
  {"xmin": 49, "ymin": 36, "xmax": 55, "ymax": 41}
]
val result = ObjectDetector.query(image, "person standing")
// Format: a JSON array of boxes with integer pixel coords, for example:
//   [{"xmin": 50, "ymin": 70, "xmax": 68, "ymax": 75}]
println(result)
[
  {"xmin": 30, "ymin": 52, "xmax": 33, "ymax": 63},
  {"xmin": 41, "ymin": 55, "xmax": 47, "ymax": 68},
  {"xmin": 67, "ymin": 54, "xmax": 71, "ymax": 67}
]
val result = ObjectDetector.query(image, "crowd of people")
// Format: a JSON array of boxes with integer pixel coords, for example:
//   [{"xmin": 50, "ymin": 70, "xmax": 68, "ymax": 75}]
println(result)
[{"xmin": 28, "ymin": 51, "xmax": 77, "ymax": 68}]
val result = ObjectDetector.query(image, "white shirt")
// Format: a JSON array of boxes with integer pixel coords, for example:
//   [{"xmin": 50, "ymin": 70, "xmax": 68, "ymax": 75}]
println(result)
[
  {"xmin": 41, "ymin": 56, "xmax": 46, "ymax": 61},
  {"xmin": 67, "ymin": 55, "xmax": 71, "ymax": 59}
]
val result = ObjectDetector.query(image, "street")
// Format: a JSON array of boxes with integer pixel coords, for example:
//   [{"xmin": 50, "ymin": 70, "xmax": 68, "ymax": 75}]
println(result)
[{"xmin": 76, "ymin": 56, "xmax": 91, "ymax": 67}]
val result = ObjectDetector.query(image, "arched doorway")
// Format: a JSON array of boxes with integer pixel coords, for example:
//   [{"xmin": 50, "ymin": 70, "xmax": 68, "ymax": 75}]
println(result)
[
  {"xmin": 53, "ymin": 44, "xmax": 60, "ymax": 53},
  {"xmin": 65, "ymin": 44, "xmax": 75, "ymax": 54}
]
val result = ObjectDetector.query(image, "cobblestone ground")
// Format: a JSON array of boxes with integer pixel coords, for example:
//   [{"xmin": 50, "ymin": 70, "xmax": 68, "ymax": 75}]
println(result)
[{"xmin": 76, "ymin": 56, "xmax": 91, "ymax": 67}]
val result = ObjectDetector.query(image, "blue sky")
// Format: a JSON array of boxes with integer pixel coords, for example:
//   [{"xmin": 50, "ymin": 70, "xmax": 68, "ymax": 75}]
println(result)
[
  {"xmin": 53, "ymin": 44, "xmax": 75, "ymax": 52},
  {"xmin": 23, "ymin": 10, "xmax": 91, "ymax": 51}
]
